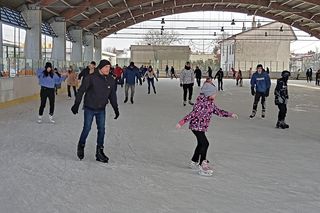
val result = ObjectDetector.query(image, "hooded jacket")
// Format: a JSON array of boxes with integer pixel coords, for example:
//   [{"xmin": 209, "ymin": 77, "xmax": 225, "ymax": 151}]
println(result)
[
  {"xmin": 250, "ymin": 71, "xmax": 271, "ymax": 93},
  {"xmin": 274, "ymin": 78, "xmax": 289, "ymax": 105},
  {"xmin": 122, "ymin": 65, "xmax": 141, "ymax": 85}
]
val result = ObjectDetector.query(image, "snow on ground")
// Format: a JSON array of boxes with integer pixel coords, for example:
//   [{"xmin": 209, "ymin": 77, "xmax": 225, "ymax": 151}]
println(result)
[{"xmin": 0, "ymin": 79, "xmax": 320, "ymax": 213}]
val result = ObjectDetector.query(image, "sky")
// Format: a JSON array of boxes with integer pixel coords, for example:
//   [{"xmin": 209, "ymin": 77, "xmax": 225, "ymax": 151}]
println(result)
[{"xmin": 102, "ymin": 11, "xmax": 320, "ymax": 54}]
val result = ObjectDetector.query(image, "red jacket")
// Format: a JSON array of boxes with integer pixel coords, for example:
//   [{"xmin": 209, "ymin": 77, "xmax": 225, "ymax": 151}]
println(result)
[{"xmin": 114, "ymin": 67, "xmax": 123, "ymax": 78}]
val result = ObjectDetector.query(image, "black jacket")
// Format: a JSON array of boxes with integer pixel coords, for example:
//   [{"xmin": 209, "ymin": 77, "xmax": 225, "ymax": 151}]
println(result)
[
  {"xmin": 274, "ymin": 78, "xmax": 288, "ymax": 105},
  {"xmin": 215, "ymin": 70, "xmax": 224, "ymax": 80},
  {"xmin": 78, "ymin": 67, "xmax": 90, "ymax": 80},
  {"xmin": 75, "ymin": 71, "xmax": 118, "ymax": 111},
  {"xmin": 194, "ymin": 68, "xmax": 202, "ymax": 78}
]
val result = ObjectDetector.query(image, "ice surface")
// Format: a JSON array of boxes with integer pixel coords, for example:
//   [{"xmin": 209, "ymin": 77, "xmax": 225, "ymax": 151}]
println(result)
[{"xmin": 0, "ymin": 79, "xmax": 319, "ymax": 213}]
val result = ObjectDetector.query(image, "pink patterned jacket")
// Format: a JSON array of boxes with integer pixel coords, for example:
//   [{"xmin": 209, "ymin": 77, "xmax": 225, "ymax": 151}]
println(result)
[{"xmin": 178, "ymin": 95, "xmax": 233, "ymax": 132}]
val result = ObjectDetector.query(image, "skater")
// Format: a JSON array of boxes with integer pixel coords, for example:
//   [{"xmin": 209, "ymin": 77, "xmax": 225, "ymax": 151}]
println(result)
[
  {"xmin": 170, "ymin": 66, "xmax": 177, "ymax": 79},
  {"xmin": 236, "ymin": 69, "xmax": 243, "ymax": 87},
  {"xmin": 207, "ymin": 66, "xmax": 213, "ymax": 79},
  {"xmin": 114, "ymin": 64, "xmax": 124, "ymax": 91},
  {"xmin": 249, "ymin": 64, "xmax": 271, "ymax": 119},
  {"xmin": 78, "ymin": 61, "xmax": 96, "ymax": 81},
  {"xmin": 143, "ymin": 65, "xmax": 158, "ymax": 94},
  {"xmin": 176, "ymin": 79, "xmax": 238, "ymax": 176},
  {"xmin": 316, "ymin": 69, "xmax": 320, "ymax": 86},
  {"xmin": 66, "ymin": 67, "xmax": 78, "ymax": 99},
  {"xmin": 37, "ymin": 62, "xmax": 67, "ymax": 123},
  {"xmin": 180, "ymin": 61, "xmax": 195, "ymax": 106},
  {"xmin": 54, "ymin": 68, "xmax": 61, "ymax": 95},
  {"xmin": 306, "ymin": 68, "xmax": 312, "ymax": 83},
  {"xmin": 156, "ymin": 68, "xmax": 160, "ymax": 79},
  {"xmin": 71, "ymin": 60, "xmax": 119, "ymax": 163},
  {"xmin": 165, "ymin": 65, "xmax": 169, "ymax": 78},
  {"xmin": 122, "ymin": 62, "xmax": 142, "ymax": 104},
  {"xmin": 194, "ymin": 66, "xmax": 202, "ymax": 87},
  {"xmin": 214, "ymin": 68, "xmax": 224, "ymax": 91},
  {"xmin": 274, "ymin": 71, "xmax": 290, "ymax": 129},
  {"xmin": 248, "ymin": 67, "xmax": 252, "ymax": 79}
]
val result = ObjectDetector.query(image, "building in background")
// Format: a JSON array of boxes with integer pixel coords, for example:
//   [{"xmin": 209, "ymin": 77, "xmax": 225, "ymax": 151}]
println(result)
[
  {"xmin": 101, "ymin": 51, "xmax": 116, "ymax": 65},
  {"xmin": 130, "ymin": 45, "xmax": 190, "ymax": 75},
  {"xmin": 115, "ymin": 49, "xmax": 130, "ymax": 67},
  {"xmin": 220, "ymin": 21, "xmax": 297, "ymax": 75}
]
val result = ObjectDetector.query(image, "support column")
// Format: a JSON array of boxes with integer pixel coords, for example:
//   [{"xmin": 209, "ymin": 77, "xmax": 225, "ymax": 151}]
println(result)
[
  {"xmin": 21, "ymin": 5, "xmax": 42, "ymax": 61},
  {"xmin": 83, "ymin": 32, "xmax": 94, "ymax": 62},
  {"xmin": 51, "ymin": 18, "xmax": 66, "ymax": 61},
  {"xmin": 94, "ymin": 37, "xmax": 102, "ymax": 62},
  {"xmin": 0, "ymin": 22, "xmax": 3, "ymax": 72},
  {"xmin": 69, "ymin": 26, "xmax": 82, "ymax": 62}
]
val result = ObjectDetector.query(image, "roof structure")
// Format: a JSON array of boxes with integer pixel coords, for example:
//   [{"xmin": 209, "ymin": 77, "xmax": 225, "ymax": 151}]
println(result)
[{"xmin": 1, "ymin": 0, "xmax": 320, "ymax": 39}]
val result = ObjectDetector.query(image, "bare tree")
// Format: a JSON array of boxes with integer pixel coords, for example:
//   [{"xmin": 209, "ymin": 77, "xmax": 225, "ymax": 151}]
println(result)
[{"xmin": 140, "ymin": 30, "xmax": 181, "ymax": 45}]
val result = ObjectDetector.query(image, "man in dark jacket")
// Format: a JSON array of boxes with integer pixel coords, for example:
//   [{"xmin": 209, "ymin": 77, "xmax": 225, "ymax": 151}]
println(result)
[
  {"xmin": 194, "ymin": 66, "xmax": 202, "ymax": 87},
  {"xmin": 249, "ymin": 64, "xmax": 271, "ymax": 119},
  {"xmin": 214, "ymin": 68, "xmax": 224, "ymax": 91},
  {"xmin": 71, "ymin": 60, "xmax": 119, "ymax": 163},
  {"xmin": 274, "ymin": 70, "xmax": 290, "ymax": 129},
  {"xmin": 122, "ymin": 62, "xmax": 142, "ymax": 104},
  {"xmin": 78, "ymin": 61, "xmax": 96, "ymax": 81}
]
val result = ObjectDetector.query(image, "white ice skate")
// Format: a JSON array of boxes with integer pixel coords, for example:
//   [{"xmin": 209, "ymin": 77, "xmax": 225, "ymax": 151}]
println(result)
[
  {"xmin": 189, "ymin": 161, "xmax": 199, "ymax": 170},
  {"xmin": 49, "ymin": 115, "xmax": 55, "ymax": 123},
  {"xmin": 198, "ymin": 160, "xmax": 213, "ymax": 176},
  {"xmin": 37, "ymin": 116, "xmax": 42, "ymax": 123}
]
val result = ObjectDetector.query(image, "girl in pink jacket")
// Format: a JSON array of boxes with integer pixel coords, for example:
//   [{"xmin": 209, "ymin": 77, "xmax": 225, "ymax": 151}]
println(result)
[{"xmin": 176, "ymin": 79, "xmax": 238, "ymax": 176}]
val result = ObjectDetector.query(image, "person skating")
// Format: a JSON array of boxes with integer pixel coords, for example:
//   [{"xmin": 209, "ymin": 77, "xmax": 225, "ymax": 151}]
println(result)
[
  {"xmin": 315, "ymin": 69, "xmax": 320, "ymax": 86},
  {"xmin": 176, "ymin": 78, "xmax": 238, "ymax": 176},
  {"xmin": 165, "ymin": 65, "xmax": 169, "ymax": 78},
  {"xmin": 214, "ymin": 68, "xmax": 224, "ymax": 91},
  {"xmin": 207, "ymin": 66, "xmax": 213, "ymax": 79},
  {"xmin": 54, "ymin": 68, "xmax": 61, "ymax": 95},
  {"xmin": 114, "ymin": 64, "xmax": 124, "ymax": 91},
  {"xmin": 236, "ymin": 69, "xmax": 243, "ymax": 87},
  {"xmin": 180, "ymin": 61, "xmax": 195, "ymax": 106},
  {"xmin": 37, "ymin": 62, "xmax": 67, "ymax": 123},
  {"xmin": 194, "ymin": 66, "xmax": 202, "ymax": 87},
  {"xmin": 274, "ymin": 70, "xmax": 290, "ymax": 129},
  {"xmin": 122, "ymin": 62, "xmax": 142, "ymax": 104},
  {"xmin": 66, "ymin": 66, "xmax": 78, "ymax": 99},
  {"xmin": 170, "ymin": 66, "xmax": 177, "ymax": 79},
  {"xmin": 249, "ymin": 64, "xmax": 271, "ymax": 119},
  {"xmin": 71, "ymin": 60, "xmax": 119, "ymax": 163},
  {"xmin": 78, "ymin": 61, "xmax": 96, "ymax": 81},
  {"xmin": 143, "ymin": 65, "xmax": 158, "ymax": 94}
]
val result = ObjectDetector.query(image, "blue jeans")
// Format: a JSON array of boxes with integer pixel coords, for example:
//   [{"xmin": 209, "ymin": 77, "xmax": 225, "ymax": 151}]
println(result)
[{"xmin": 79, "ymin": 107, "xmax": 106, "ymax": 146}]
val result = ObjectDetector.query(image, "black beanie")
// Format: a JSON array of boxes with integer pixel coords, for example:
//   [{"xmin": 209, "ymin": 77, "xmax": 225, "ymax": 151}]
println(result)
[
  {"xmin": 97, "ymin": 60, "xmax": 111, "ymax": 69},
  {"xmin": 45, "ymin": 62, "xmax": 52, "ymax": 69}
]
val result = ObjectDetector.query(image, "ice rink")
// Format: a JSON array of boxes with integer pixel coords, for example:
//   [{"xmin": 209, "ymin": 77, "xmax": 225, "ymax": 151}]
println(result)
[{"xmin": 0, "ymin": 79, "xmax": 320, "ymax": 213}]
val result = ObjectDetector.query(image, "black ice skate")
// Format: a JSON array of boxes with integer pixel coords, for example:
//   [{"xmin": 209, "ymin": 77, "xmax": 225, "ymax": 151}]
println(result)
[
  {"xmin": 249, "ymin": 111, "xmax": 256, "ymax": 119},
  {"xmin": 130, "ymin": 97, "xmax": 134, "ymax": 104},
  {"xmin": 124, "ymin": 97, "xmax": 128, "ymax": 103},
  {"xmin": 261, "ymin": 111, "xmax": 266, "ymax": 119},
  {"xmin": 77, "ymin": 143, "xmax": 85, "ymax": 160},
  {"xmin": 279, "ymin": 121, "xmax": 289, "ymax": 129},
  {"xmin": 188, "ymin": 100, "xmax": 194, "ymax": 105},
  {"xmin": 96, "ymin": 145, "xmax": 109, "ymax": 163}
]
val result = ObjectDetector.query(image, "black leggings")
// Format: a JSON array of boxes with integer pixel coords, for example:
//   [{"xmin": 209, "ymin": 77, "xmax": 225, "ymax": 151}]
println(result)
[
  {"xmin": 191, "ymin": 130, "xmax": 209, "ymax": 165},
  {"xmin": 39, "ymin": 87, "xmax": 55, "ymax": 116},
  {"xmin": 277, "ymin": 104, "xmax": 287, "ymax": 121},
  {"xmin": 217, "ymin": 79, "xmax": 223, "ymax": 91},
  {"xmin": 183, "ymin": 83, "xmax": 193, "ymax": 101},
  {"xmin": 147, "ymin": 78, "xmax": 156, "ymax": 93},
  {"xmin": 67, "ymin": 85, "xmax": 77, "ymax": 97},
  {"xmin": 196, "ymin": 78, "xmax": 201, "ymax": 87}
]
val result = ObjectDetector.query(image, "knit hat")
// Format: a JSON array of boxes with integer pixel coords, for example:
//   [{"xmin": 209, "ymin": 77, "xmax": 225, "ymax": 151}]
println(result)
[
  {"xmin": 45, "ymin": 62, "xmax": 52, "ymax": 69},
  {"xmin": 97, "ymin": 60, "xmax": 111, "ymax": 69},
  {"xmin": 201, "ymin": 82, "xmax": 218, "ymax": 97}
]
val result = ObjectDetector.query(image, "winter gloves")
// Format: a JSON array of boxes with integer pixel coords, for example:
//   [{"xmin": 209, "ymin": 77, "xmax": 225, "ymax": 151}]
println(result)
[
  {"xmin": 251, "ymin": 87, "xmax": 255, "ymax": 96},
  {"xmin": 71, "ymin": 104, "xmax": 79, "ymax": 114}
]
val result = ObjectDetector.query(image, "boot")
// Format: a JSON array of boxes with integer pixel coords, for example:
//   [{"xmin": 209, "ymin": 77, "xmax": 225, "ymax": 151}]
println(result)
[
  {"xmin": 96, "ymin": 145, "xmax": 109, "ymax": 163},
  {"xmin": 183, "ymin": 101, "xmax": 186, "ymax": 106},
  {"xmin": 249, "ymin": 111, "xmax": 256, "ymax": 119},
  {"xmin": 77, "ymin": 143, "xmax": 85, "ymax": 160},
  {"xmin": 130, "ymin": 97, "xmax": 134, "ymax": 104},
  {"xmin": 279, "ymin": 121, "xmax": 289, "ymax": 129},
  {"xmin": 188, "ymin": 100, "xmax": 194, "ymax": 105},
  {"xmin": 276, "ymin": 121, "xmax": 280, "ymax": 128},
  {"xmin": 261, "ymin": 111, "xmax": 266, "ymax": 119},
  {"xmin": 124, "ymin": 97, "xmax": 128, "ymax": 103}
]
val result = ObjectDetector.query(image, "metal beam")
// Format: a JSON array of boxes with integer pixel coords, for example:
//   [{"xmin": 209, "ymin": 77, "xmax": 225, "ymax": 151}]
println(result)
[{"xmin": 97, "ymin": 4, "xmax": 320, "ymax": 39}]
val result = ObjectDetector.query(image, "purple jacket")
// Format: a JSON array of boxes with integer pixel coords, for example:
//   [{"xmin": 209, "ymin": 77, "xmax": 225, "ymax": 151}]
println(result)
[{"xmin": 179, "ymin": 95, "xmax": 233, "ymax": 132}]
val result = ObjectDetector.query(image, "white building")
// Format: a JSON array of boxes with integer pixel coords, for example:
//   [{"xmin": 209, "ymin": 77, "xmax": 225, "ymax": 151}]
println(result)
[{"xmin": 220, "ymin": 21, "xmax": 297, "ymax": 73}]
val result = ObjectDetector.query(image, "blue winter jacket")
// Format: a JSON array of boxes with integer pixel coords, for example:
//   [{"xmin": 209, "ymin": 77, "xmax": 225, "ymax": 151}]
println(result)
[
  {"xmin": 250, "ymin": 71, "xmax": 271, "ymax": 93},
  {"xmin": 123, "ymin": 66, "xmax": 141, "ymax": 85},
  {"xmin": 37, "ymin": 69, "xmax": 66, "ymax": 89}
]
